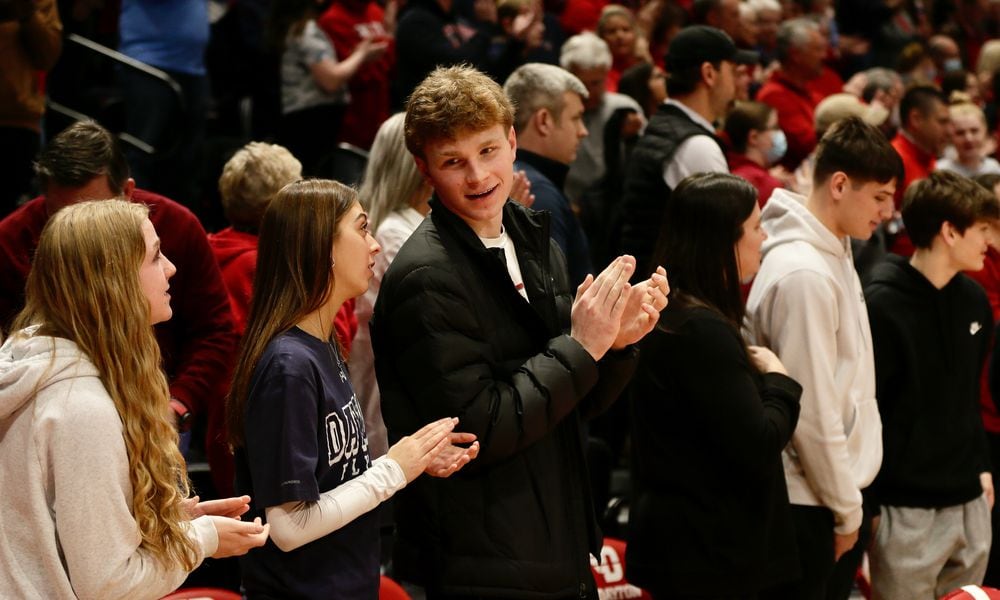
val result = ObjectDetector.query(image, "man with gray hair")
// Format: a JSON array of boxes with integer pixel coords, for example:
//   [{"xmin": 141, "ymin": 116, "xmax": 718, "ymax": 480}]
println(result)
[
  {"xmin": 757, "ymin": 17, "xmax": 828, "ymax": 171},
  {"xmin": 559, "ymin": 32, "xmax": 644, "ymax": 204},
  {"xmin": 504, "ymin": 63, "xmax": 593, "ymax": 285}
]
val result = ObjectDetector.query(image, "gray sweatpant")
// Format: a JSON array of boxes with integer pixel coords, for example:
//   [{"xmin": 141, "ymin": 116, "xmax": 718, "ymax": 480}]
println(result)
[{"xmin": 870, "ymin": 495, "xmax": 992, "ymax": 600}]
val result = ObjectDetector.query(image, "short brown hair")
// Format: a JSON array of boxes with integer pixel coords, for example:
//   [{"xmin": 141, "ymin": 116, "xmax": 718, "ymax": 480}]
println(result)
[
  {"xmin": 813, "ymin": 116, "xmax": 903, "ymax": 188},
  {"xmin": 902, "ymin": 170, "xmax": 1000, "ymax": 248},
  {"xmin": 218, "ymin": 142, "xmax": 302, "ymax": 231},
  {"xmin": 724, "ymin": 101, "xmax": 774, "ymax": 153},
  {"xmin": 35, "ymin": 121, "xmax": 130, "ymax": 193},
  {"xmin": 404, "ymin": 65, "xmax": 514, "ymax": 159}
]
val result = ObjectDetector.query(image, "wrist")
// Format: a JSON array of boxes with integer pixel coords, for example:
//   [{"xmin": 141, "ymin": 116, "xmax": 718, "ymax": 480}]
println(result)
[{"xmin": 170, "ymin": 398, "xmax": 192, "ymax": 432}]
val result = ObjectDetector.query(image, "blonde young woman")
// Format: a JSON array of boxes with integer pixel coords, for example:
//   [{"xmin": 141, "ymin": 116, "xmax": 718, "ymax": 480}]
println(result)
[
  {"xmin": 227, "ymin": 179, "xmax": 478, "ymax": 599},
  {"xmin": 0, "ymin": 200, "xmax": 268, "ymax": 599}
]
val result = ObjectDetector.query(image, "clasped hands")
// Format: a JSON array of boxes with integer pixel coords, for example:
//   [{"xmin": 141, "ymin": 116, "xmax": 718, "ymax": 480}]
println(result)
[{"xmin": 570, "ymin": 255, "xmax": 669, "ymax": 361}]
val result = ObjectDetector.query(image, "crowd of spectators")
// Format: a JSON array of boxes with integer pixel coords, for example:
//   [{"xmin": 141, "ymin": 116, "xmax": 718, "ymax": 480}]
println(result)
[{"xmin": 6, "ymin": 0, "xmax": 1000, "ymax": 597}]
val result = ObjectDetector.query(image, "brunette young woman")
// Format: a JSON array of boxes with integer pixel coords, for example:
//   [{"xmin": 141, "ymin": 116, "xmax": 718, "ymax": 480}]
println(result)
[
  {"xmin": 0, "ymin": 200, "xmax": 268, "ymax": 599},
  {"xmin": 227, "ymin": 179, "xmax": 478, "ymax": 598},
  {"xmin": 626, "ymin": 173, "xmax": 803, "ymax": 599}
]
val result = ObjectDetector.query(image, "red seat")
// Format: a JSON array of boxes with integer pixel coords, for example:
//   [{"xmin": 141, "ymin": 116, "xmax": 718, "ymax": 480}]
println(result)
[
  {"xmin": 941, "ymin": 586, "xmax": 1000, "ymax": 600},
  {"xmin": 161, "ymin": 588, "xmax": 242, "ymax": 600},
  {"xmin": 380, "ymin": 574, "xmax": 411, "ymax": 600},
  {"xmin": 590, "ymin": 537, "xmax": 652, "ymax": 599}
]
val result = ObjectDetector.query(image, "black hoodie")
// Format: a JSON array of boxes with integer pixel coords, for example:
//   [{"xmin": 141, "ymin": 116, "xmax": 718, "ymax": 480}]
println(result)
[{"xmin": 865, "ymin": 255, "xmax": 993, "ymax": 508}]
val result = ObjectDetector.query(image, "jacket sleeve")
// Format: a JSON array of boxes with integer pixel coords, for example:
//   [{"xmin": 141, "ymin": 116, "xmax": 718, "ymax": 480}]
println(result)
[
  {"xmin": 46, "ymin": 386, "xmax": 211, "ymax": 599},
  {"xmin": 374, "ymin": 266, "xmax": 600, "ymax": 473},
  {"xmin": 757, "ymin": 269, "xmax": 864, "ymax": 534},
  {"xmin": 161, "ymin": 212, "xmax": 238, "ymax": 418}
]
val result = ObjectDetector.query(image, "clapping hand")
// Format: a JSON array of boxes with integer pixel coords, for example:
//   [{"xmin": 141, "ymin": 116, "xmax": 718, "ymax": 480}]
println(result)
[{"xmin": 611, "ymin": 265, "xmax": 668, "ymax": 350}]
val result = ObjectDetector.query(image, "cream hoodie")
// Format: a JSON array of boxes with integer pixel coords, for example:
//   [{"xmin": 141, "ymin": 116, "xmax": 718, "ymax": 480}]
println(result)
[
  {"xmin": 745, "ymin": 189, "xmax": 883, "ymax": 535},
  {"xmin": 0, "ymin": 331, "xmax": 217, "ymax": 599}
]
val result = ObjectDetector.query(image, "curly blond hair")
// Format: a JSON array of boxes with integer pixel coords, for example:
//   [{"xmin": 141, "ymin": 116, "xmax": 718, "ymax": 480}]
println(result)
[
  {"xmin": 219, "ymin": 142, "xmax": 302, "ymax": 231},
  {"xmin": 404, "ymin": 65, "xmax": 514, "ymax": 159},
  {"xmin": 14, "ymin": 200, "xmax": 199, "ymax": 572}
]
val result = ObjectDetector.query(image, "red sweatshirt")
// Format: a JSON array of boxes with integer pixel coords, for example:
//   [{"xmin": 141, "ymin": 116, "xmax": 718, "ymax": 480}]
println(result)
[
  {"xmin": 318, "ymin": 0, "xmax": 394, "ymax": 149},
  {"xmin": 727, "ymin": 152, "xmax": 784, "ymax": 206},
  {"xmin": 756, "ymin": 69, "xmax": 823, "ymax": 172},
  {"xmin": 889, "ymin": 132, "xmax": 936, "ymax": 257},
  {"xmin": 967, "ymin": 248, "xmax": 1000, "ymax": 434}
]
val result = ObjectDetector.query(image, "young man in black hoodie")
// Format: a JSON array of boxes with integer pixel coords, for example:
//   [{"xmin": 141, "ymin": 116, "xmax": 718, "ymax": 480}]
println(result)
[{"xmin": 865, "ymin": 170, "xmax": 999, "ymax": 599}]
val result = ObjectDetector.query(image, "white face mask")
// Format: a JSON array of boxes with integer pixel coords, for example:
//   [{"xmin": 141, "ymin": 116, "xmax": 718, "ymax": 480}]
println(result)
[{"xmin": 766, "ymin": 130, "xmax": 787, "ymax": 164}]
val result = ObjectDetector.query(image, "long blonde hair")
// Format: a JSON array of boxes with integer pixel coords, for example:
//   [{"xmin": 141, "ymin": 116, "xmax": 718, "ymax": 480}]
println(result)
[
  {"xmin": 359, "ymin": 113, "xmax": 428, "ymax": 231},
  {"xmin": 13, "ymin": 200, "xmax": 198, "ymax": 571}
]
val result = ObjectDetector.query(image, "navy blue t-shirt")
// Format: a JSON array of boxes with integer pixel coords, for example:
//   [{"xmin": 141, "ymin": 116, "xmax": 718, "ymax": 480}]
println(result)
[{"xmin": 235, "ymin": 327, "xmax": 379, "ymax": 599}]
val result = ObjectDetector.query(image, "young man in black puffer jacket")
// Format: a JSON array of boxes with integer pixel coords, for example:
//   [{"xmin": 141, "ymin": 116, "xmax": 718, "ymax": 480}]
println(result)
[{"xmin": 371, "ymin": 64, "xmax": 668, "ymax": 599}]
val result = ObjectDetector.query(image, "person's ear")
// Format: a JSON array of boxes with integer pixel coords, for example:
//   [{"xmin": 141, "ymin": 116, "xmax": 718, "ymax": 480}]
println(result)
[
  {"xmin": 535, "ymin": 108, "xmax": 553, "ymax": 136},
  {"xmin": 123, "ymin": 178, "xmax": 136, "ymax": 199},
  {"xmin": 508, "ymin": 125, "xmax": 517, "ymax": 160},
  {"xmin": 414, "ymin": 155, "xmax": 431, "ymax": 181},
  {"xmin": 941, "ymin": 220, "xmax": 960, "ymax": 246},
  {"xmin": 701, "ymin": 61, "xmax": 716, "ymax": 87},
  {"xmin": 747, "ymin": 128, "xmax": 762, "ymax": 149},
  {"xmin": 829, "ymin": 171, "xmax": 849, "ymax": 200}
]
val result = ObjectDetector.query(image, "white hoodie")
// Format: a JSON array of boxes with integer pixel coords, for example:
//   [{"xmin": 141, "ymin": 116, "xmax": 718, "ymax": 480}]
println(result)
[
  {"xmin": 0, "ymin": 331, "xmax": 217, "ymax": 599},
  {"xmin": 745, "ymin": 189, "xmax": 883, "ymax": 535}
]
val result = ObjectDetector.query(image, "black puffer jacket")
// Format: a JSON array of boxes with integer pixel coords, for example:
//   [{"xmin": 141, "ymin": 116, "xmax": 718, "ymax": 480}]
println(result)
[{"xmin": 371, "ymin": 197, "xmax": 638, "ymax": 598}]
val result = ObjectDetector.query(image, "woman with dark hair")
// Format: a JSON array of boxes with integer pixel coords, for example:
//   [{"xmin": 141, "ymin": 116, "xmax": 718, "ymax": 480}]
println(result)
[
  {"xmin": 227, "ymin": 179, "xmax": 479, "ymax": 598},
  {"xmin": 626, "ymin": 172, "xmax": 803, "ymax": 598},
  {"xmin": 617, "ymin": 61, "xmax": 667, "ymax": 119}
]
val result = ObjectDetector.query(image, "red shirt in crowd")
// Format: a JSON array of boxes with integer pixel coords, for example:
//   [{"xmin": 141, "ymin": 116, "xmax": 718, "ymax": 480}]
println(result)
[
  {"xmin": 318, "ymin": 0, "xmax": 395, "ymax": 149},
  {"xmin": 967, "ymin": 247, "xmax": 1000, "ymax": 434},
  {"xmin": 805, "ymin": 65, "xmax": 844, "ymax": 100},
  {"xmin": 889, "ymin": 131, "xmax": 936, "ymax": 256},
  {"xmin": 756, "ymin": 69, "xmax": 824, "ymax": 171},
  {"xmin": 727, "ymin": 152, "xmax": 784, "ymax": 206}
]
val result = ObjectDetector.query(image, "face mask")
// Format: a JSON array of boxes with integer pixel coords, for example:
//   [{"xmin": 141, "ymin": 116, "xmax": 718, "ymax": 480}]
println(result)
[
  {"xmin": 766, "ymin": 130, "xmax": 787, "ymax": 164},
  {"xmin": 943, "ymin": 58, "xmax": 963, "ymax": 73}
]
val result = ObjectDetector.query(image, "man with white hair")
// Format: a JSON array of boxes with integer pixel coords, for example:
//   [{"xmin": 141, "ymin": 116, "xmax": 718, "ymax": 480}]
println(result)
[
  {"xmin": 559, "ymin": 32, "xmax": 644, "ymax": 204},
  {"xmin": 504, "ymin": 63, "xmax": 593, "ymax": 285},
  {"xmin": 757, "ymin": 17, "xmax": 828, "ymax": 171}
]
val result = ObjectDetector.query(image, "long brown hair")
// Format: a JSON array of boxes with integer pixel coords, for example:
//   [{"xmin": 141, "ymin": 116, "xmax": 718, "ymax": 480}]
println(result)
[
  {"xmin": 13, "ymin": 200, "xmax": 198, "ymax": 571},
  {"xmin": 227, "ymin": 179, "xmax": 357, "ymax": 448}
]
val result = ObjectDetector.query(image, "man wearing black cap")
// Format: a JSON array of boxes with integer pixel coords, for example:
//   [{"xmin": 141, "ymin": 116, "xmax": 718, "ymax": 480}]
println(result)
[{"xmin": 619, "ymin": 25, "xmax": 758, "ymax": 277}]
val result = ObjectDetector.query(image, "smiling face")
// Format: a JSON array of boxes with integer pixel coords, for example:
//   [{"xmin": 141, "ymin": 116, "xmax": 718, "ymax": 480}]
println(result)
[
  {"xmin": 949, "ymin": 112, "xmax": 987, "ymax": 163},
  {"xmin": 415, "ymin": 124, "xmax": 517, "ymax": 237},
  {"xmin": 332, "ymin": 201, "xmax": 382, "ymax": 300},
  {"xmin": 138, "ymin": 218, "xmax": 176, "ymax": 325}
]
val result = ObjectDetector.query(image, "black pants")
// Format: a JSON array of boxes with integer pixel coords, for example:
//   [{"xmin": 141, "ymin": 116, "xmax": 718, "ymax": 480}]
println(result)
[{"xmin": 765, "ymin": 503, "xmax": 872, "ymax": 600}]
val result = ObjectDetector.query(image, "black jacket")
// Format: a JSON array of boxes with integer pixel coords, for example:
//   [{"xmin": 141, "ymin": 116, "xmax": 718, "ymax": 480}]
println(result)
[
  {"xmin": 865, "ymin": 255, "xmax": 993, "ymax": 508},
  {"xmin": 626, "ymin": 304, "xmax": 802, "ymax": 596},
  {"xmin": 619, "ymin": 103, "xmax": 723, "ymax": 278},
  {"xmin": 371, "ymin": 197, "xmax": 638, "ymax": 598}
]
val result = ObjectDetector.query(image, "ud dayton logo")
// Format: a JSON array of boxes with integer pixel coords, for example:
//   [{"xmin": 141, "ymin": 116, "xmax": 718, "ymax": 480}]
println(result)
[{"xmin": 589, "ymin": 538, "xmax": 651, "ymax": 600}]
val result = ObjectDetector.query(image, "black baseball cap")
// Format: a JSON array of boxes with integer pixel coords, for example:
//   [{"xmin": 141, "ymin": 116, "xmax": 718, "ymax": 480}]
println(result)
[{"xmin": 665, "ymin": 25, "xmax": 759, "ymax": 71}]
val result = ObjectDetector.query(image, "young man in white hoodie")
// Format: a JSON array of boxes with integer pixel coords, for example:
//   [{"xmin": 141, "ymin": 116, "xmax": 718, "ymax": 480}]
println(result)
[{"xmin": 745, "ymin": 116, "xmax": 904, "ymax": 600}]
